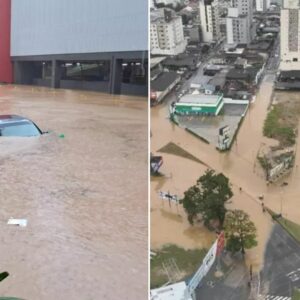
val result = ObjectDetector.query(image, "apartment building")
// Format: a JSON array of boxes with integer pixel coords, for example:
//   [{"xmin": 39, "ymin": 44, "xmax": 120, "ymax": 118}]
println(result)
[
  {"xmin": 151, "ymin": 9, "xmax": 187, "ymax": 56},
  {"xmin": 280, "ymin": 0, "xmax": 300, "ymax": 70},
  {"xmin": 199, "ymin": 0, "xmax": 222, "ymax": 43},
  {"xmin": 256, "ymin": 0, "xmax": 271, "ymax": 12},
  {"xmin": 226, "ymin": 0, "xmax": 254, "ymax": 45}
]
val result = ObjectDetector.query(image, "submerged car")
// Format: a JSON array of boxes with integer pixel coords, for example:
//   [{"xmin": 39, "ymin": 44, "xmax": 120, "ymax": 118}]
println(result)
[
  {"xmin": 0, "ymin": 115, "xmax": 42, "ymax": 137},
  {"xmin": 150, "ymin": 154, "xmax": 163, "ymax": 174}
]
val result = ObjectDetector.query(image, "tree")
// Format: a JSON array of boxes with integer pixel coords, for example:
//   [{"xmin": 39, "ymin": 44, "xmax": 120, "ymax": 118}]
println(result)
[
  {"xmin": 0, "ymin": 272, "xmax": 9, "ymax": 282},
  {"xmin": 224, "ymin": 210, "xmax": 257, "ymax": 254},
  {"xmin": 180, "ymin": 170, "xmax": 233, "ymax": 228}
]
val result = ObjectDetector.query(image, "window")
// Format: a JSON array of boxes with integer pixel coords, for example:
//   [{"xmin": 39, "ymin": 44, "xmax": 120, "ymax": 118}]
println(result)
[{"xmin": 0, "ymin": 122, "xmax": 41, "ymax": 137}]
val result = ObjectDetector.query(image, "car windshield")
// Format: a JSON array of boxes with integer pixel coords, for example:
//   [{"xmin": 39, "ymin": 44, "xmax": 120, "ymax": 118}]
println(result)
[{"xmin": 0, "ymin": 121, "xmax": 41, "ymax": 137}]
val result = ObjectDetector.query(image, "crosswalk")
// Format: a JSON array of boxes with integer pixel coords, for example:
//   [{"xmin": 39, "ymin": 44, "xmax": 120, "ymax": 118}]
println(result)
[{"xmin": 258, "ymin": 295, "xmax": 291, "ymax": 300}]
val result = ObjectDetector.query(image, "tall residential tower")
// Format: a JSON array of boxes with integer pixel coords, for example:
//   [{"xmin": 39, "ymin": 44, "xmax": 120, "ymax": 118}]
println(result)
[
  {"xmin": 226, "ymin": 0, "xmax": 254, "ymax": 45},
  {"xmin": 256, "ymin": 0, "xmax": 271, "ymax": 12},
  {"xmin": 280, "ymin": 0, "xmax": 300, "ymax": 70},
  {"xmin": 151, "ymin": 9, "xmax": 187, "ymax": 56},
  {"xmin": 199, "ymin": 0, "xmax": 221, "ymax": 43}
]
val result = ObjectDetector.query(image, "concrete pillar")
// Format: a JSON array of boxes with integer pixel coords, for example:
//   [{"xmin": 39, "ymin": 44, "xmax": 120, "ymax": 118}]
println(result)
[
  {"xmin": 51, "ymin": 59, "xmax": 61, "ymax": 88},
  {"xmin": 110, "ymin": 57, "xmax": 123, "ymax": 94},
  {"xmin": 42, "ymin": 63, "xmax": 46, "ymax": 79},
  {"xmin": 13, "ymin": 61, "xmax": 36, "ymax": 85},
  {"xmin": 13, "ymin": 61, "xmax": 23, "ymax": 84}
]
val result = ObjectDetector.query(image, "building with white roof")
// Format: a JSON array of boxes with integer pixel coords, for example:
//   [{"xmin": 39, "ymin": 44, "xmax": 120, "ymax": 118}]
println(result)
[{"xmin": 174, "ymin": 93, "xmax": 224, "ymax": 115}]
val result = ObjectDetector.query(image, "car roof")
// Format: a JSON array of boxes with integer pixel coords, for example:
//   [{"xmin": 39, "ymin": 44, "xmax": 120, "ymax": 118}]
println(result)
[{"xmin": 0, "ymin": 115, "xmax": 31, "ymax": 124}]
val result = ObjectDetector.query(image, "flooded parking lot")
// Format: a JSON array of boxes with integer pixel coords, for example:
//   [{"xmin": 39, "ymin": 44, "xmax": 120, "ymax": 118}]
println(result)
[
  {"xmin": 0, "ymin": 85, "xmax": 147, "ymax": 300},
  {"xmin": 174, "ymin": 103, "xmax": 248, "ymax": 148}
]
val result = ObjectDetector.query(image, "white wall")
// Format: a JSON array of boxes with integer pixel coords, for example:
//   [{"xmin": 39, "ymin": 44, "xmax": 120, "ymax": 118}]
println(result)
[
  {"xmin": 280, "ymin": 8, "xmax": 300, "ymax": 70},
  {"xmin": 11, "ymin": 0, "xmax": 148, "ymax": 56},
  {"xmin": 226, "ymin": 18, "xmax": 234, "ymax": 44},
  {"xmin": 150, "ymin": 16, "xmax": 187, "ymax": 55},
  {"xmin": 199, "ymin": 0, "xmax": 214, "ymax": 43}
]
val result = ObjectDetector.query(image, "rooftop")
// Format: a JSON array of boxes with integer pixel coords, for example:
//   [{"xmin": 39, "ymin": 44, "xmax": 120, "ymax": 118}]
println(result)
[
  {"xmin": 208, "ymin": 71, "xmax": 227, "ymax": 88},
  {"xmin": 224, "ymin": 47, "xmax": 245, "ymax": 55},
  {"xmin": 247, "ymin": 40, "xmax": 273, "ymax": 51},
  {"xmin": 179, "ymin": 93, "xmax": 222, "ymax": 105},
  {"xmin": 151, "ymin": 8, "xmax": 177, "ymax": 23},
  {"xmin": 151, "ymin": 71, "xmax": 180, "ymax": 92},
  {"xmin": 151, "ymin": 56, "xmax": 166, "ymax": 69},
  {"xmin": 163, "ymin": 55, "xmax": 198, "ymax": 68},
  {"xmin": 151, "ymin": 67, "xmax": 162, "ymax": 80},
  {"xmin": 226, "ymin": 68, "xmax": 259, "ymax": 81}
]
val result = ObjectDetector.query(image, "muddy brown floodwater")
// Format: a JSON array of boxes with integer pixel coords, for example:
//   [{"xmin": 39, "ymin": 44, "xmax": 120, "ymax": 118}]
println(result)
[
  {"xmin": 150, "ymin": 75, "xmax": 281, "ymax": 272},
  {"xmin": 0, "ymin": 85, "xmax": 147, "ymax": 300}
]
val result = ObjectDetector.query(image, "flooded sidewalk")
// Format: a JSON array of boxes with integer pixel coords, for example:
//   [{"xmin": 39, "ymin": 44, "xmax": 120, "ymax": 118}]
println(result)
[{"xmin": 0, "ymin": 85, "xmax": 148, "ymax": 300}]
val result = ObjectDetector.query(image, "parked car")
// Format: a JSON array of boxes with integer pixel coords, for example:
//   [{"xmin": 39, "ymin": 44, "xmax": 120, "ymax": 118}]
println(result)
[
  {"xmin": 184, "ymin": 71, "xmax": 193, "ymax": 80},
  {"xmin": 177, "ymin": 93, "xmax": 183, "ymax": 99},
  {"xmin": 175, "ymin": 84, "xmax": 181, "ymax": 91},
  {"xmin": 0, "ymin": 115, "xmax": 43, "ymax": 137}
]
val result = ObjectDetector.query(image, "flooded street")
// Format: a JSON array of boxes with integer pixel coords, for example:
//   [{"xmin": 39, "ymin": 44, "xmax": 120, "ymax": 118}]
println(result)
[
  {"xmin": 150, "ymin": 74, "xmax": 286, "ymax": 271},
  {"xmin": 0, "ymin": 85, "xmax": 147, "ymax": 300},
  {"xmin": 151, "ymin": 154, "xmax": 216, "ymax": 250}
]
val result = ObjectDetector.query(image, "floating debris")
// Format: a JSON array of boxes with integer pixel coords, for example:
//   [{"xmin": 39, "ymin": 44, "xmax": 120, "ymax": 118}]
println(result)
[
  {"xmin": 0, "ymin": 271, "xmax": 9, "ymax": 282},
  {"xmin": 7, "ymin": 218, "xmax": 27, "ymax": 227}
]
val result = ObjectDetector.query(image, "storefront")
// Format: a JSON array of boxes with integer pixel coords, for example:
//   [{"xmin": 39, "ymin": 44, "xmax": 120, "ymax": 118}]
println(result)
[{"xmin": 174, "ymin": 93, "xmax": 224, "ymax": 116}]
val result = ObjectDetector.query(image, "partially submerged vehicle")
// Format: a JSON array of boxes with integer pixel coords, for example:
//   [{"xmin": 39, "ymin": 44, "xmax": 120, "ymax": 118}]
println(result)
[
  {"xmin": 150, "ymin": 155, "xmax": 163, "ymax": 174},
  {"xmin": 0, "ymin": 115, "xmax": 43, "ymax": 137}
]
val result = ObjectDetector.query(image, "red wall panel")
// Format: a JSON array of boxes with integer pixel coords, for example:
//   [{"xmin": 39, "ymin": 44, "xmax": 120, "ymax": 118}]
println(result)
[{"xmin": 0, "ymin": 0, "xmax": 12, "ymax": 83}]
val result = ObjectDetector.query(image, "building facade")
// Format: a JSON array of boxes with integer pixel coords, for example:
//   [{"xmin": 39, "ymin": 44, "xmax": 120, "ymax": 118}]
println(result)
[
  {"xmin": 280, "ymin": 0, "xmax": 300, "ymax": 70},
  {"xmin": 226, "ymin": 9, "xmax": 249, "ymax": 44},
  {"xmin": 4, "ymin": 0, "xmax": 148, "ymax": 95},
  {"xmin": 199, "ymin": 0, "xmax": 221, "ymax": 43},
  {"xmin": 0, "ymin": 0, "xmax": 12, "ymax": 83},
  {"xmin": 156, "ymin": 0, "xmax": 182, "ymax": 6},
  {"xmin": 151, "ymin": 9, "xmax": 187, "ymax": 56},
  {"xmin": 226, "ymin": 0, "xmax": 254, "ymax": 45},
  {"xmin": 256, "ymin": 0, "xmax": 271, "ymax": 12},
  {"xmin": 174, "ymin": 93, "xmax": 224, "ymax": 116}
]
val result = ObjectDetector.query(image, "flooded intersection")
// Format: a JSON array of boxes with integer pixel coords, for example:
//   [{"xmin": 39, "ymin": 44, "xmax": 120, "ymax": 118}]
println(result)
[
  {"xmin": 0, "ymin": 85, "xmax": 148, "ymax": 300},
  {"xmin": 151, "ymin": 74, "xmax": 300, "ymax": 271}
]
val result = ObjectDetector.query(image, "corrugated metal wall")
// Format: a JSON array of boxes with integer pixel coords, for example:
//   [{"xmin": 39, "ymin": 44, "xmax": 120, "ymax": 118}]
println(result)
[
  {"xmin": 11, "ymin": 0, "xmax": 148, "ymax": 56},
  {"xmin": 0, "ymin": 0, "xmax": 12, "ymax": 83}
]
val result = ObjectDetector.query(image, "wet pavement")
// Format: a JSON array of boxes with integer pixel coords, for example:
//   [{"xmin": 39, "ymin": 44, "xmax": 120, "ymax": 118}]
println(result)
[
  {"xmin": 260, "ymin": 224, "xmax": 300, "ymax": 298},
  {"xmin": 0, "ymin": 85, "xmax": 147, "ymax": 300},
  {"xmin": 196, "ymin": 256, "xmax": 250, "ymax": 300}
]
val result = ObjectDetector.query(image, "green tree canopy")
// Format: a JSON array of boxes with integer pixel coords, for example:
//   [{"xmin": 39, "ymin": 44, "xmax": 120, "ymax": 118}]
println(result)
[
  {"xmin": 180, "ymin": 170, "xmax": 233, "ymax": 228},
  {"xmin": 224, "ymin": 210, "xmax": 257, "ymax": 254}
]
